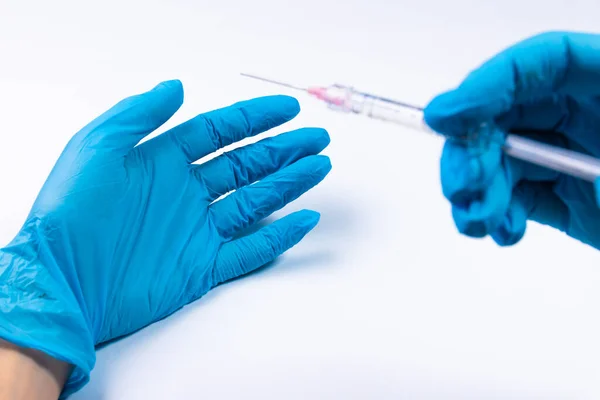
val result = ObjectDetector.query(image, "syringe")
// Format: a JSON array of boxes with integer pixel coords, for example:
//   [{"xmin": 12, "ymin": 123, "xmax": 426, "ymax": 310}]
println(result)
[{"xmin": 241, "ymin": 73, "xmax": 600, "ymax": 183}]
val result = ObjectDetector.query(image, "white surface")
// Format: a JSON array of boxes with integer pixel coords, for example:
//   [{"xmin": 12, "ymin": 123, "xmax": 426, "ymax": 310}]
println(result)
[{"xmin": 2, "ymin": 1, "xmax": 600, "ymax": 399}]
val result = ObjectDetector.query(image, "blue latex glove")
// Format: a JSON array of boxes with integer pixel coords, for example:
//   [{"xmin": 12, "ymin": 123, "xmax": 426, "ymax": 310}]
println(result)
[
  {"xmin": 424, "ymin": 31, "xmax": 600, "ymax": 249},
  {"xmin": 0, "ymin": 80, "xmax": 331, "ymax": 397}
]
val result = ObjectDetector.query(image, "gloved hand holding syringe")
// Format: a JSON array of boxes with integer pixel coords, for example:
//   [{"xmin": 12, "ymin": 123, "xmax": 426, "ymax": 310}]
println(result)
[
  {"xmin": 243, "ymin": 35, "xmax": 600, "ymax": 252},
  {"xmin": 241, "ymin": 72, "xmax": 600, "ymax": 185}
]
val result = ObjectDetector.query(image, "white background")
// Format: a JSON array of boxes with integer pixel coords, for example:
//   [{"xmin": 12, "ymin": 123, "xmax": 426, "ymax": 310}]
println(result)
[{"xmin": 2, "ymin": 0, "xmax": 600, "ymax": 399}]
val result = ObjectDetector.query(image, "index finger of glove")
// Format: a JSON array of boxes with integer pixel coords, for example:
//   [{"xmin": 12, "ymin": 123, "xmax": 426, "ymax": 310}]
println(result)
[
  {"xmin": 424, "ymin": 31, "xmax": 600, "ymax": 137},
  {"xmin": 143, "ymin": 95, "xmax": 301, "ymax": 164}
]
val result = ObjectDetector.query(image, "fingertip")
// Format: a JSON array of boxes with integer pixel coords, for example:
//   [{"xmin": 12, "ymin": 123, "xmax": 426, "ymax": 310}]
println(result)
[
  {"xmin": 153, "ymin": 79, "xmax": 184, "ymax": 102},
  {"xmin": 296, "ymin": 209, "xmax": 321, "ymax": 229},
  {"xmin": 424, "ymin": 91, "xmax": 460, "ymax": 134},
  {"xmin": 155, "ymin": 79, "xmax": 183, "ymax": 90},
  {"xmin": 450, "ymin": 171, "xmax": 512, "ymax": 239},
  {"xmin": 281, "ymin": 210, "xmax": 321, "ymax": 248},
  {"xmin": 452, "ymin": 207, "xmax": 488, "ymax": 238},
  {"xmin": 312, "ymin": 155, "xmax": 333, "ymax": 176},
  {"xmin": 424, "ymin": 89, "xmax": 490, "ymax": 137},
  {"xmin": 489, "ymin": 183, "xmax": 534, "ymax": 247},
  {"xmin": 295, "ymin": 154, "xmax": 332, "ymax": 174},
  {"xmin": 312, "ymin": 127, "xmax": 331, "ymax": 149},
  {"xmin": 283, "ymin": 95, "xmax": 301, "ymax": 115},
  {"xmin": 261, "ymin": 95, "xmax": 301, "ymax": 119},
  {"xmin": 290, "ymin": 127, "xmax": 330, "ymax": 152},
  {"xmin": 490, "ymin": 217, "xmax": 527, "ymax": 247},
  {"xmin": 136, "ymin": 80, "xmax": 184, "ymax": 124},
  {"xmin": 290, "ymin": 155, "xmax": 331, "ymax": 189},
  {"xmin": 268, "ymin": 210, "xmax": 320, "ymax": 252},
  {"xmin": 491, "ymin": 195, "xmax": 528, "ymax": 247}
]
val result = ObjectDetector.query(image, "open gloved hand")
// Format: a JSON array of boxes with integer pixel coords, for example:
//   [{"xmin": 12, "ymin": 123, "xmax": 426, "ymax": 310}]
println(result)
[
  {"xmin": 424, "ymin": 31, "xmax": 600, "ymax": 249},
  {"xmin": 0, "ymin": 80, "xmax": 331, "ymax": 396}
]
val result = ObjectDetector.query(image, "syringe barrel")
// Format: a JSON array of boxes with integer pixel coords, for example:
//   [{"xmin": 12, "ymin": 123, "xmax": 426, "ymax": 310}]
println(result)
[
  {"xmin": 340, "ymin": 88, "xmax": 600, "ymax": 182},
  {"xmin": 503, "ymin": 135, "xmax": 600, "ymax": 182},
  {"xmin": 343, "ymin": 89, "xmax": 436, "ymax": 133}
]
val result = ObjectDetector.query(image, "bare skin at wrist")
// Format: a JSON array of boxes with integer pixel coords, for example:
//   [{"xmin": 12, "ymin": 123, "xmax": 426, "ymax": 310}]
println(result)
[{"xmin": 0, "ymin": 339, "xmax": 72, "ymax": 400}]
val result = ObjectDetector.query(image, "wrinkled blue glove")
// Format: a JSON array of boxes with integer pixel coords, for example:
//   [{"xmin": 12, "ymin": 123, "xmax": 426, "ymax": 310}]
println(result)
[
  {"xmin": 0, "ymin": 80, "xmax": 331, "ymax": 397},
  {"xmin": 424, "ymin": 31, "xmax": 600, "ymax": 249}
]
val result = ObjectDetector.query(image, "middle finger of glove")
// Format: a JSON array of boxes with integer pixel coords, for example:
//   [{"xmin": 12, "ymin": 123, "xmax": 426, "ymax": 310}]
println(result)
[{"xmin": 192, "ymin": 128, "xmax": 330, "ymax": 202}]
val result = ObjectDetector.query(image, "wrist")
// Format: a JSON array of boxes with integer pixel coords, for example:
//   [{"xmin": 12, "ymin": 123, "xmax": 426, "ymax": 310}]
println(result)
[
  {"xmin": 0, "ymin": 339, "xmax": 72, "ymax": 400},
  {"xmin": 0, "ymin": 225, "xmax": 96, "ymax": 397}
]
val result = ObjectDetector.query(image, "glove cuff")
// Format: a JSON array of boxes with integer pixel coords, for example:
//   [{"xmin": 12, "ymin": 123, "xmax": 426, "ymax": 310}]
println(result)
[{"xmin": 0, "ymin": 229, "xmax": 95, "ymax": 397}]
